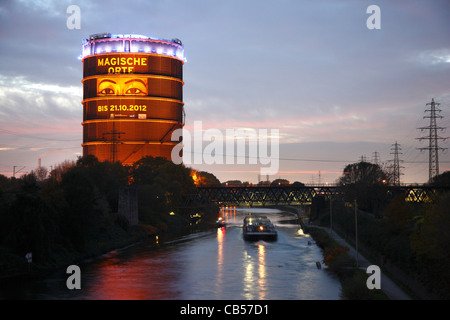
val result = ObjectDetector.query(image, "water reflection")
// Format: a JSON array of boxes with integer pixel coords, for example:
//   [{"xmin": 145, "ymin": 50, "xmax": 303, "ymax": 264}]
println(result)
[
  {"xmin": 216, "ymin": 227, "xmax": 225, "ymax": 297},
  {"xmin": 0, "ymin": 207, "xmax": 342, "ymax": 300},
  {"xmin": 77, "ymin": 245, "xmax": 183, "ymax": 300},
  {"xmin": 220, "ymin": 206, "xmax": 237, "ymax": 224},
  {"xmin": 258, "ymin": 244, "xmax": 267, "ymax": 299},
  {"xmin": 242, "ymin": 243, "xmax": 267, "ymax": 300},
  {"xmin": 243, "ymin": 250, "xmax": 254, "ymax": 299}
]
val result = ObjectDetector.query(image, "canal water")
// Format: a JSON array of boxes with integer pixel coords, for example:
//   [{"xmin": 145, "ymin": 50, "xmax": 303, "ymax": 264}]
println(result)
[{"xmin": 1, "ymin": 207, "xmax": 342, "ymax": 300}]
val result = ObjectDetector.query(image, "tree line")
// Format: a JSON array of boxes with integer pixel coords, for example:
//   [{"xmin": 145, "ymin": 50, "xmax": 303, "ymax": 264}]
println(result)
[
  {"xmin": 311, "ymin": 161, "xmax": 450, "ymax": 299},
  {"xmin": 0, "ymin": 155, "xmax": 215, "ymax": 276}
]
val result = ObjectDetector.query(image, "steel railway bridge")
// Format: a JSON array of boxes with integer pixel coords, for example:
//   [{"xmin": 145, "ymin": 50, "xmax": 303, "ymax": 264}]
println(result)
[{"xmin": 185, "ymin": 185, "xmax": 448, "ymax": 207}]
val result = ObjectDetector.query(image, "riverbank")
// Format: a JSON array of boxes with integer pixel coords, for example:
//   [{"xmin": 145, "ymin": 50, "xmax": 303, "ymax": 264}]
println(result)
[
  {"xmin": 307, "ymin": 225, "xmax": 411, "ymax": 300},
  {"xmin": 0, "ymin": 205, "xmax": 220, "ymax": 285},
  {"xmin": 275, "ymin": 205, "xmax": 396, "ymax": 299},
  {"xmin": 0, "ymin": 223, "xmax": 148, "ymax": 284}
]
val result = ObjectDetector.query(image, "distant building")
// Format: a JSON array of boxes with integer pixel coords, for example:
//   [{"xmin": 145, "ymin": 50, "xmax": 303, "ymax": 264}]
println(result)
[
  {"xmin": 223, "ymin": 180, "xmax": 243, "ymax": 187},
  {"xmin": 80, "ymin": 33, "xmax": 186, "ymax": 164}
]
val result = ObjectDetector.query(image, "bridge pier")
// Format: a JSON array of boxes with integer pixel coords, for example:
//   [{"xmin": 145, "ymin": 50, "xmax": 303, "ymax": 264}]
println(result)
[{"xmin": 118, "ymin": 187, "xmax": 139, "ymax": 226}]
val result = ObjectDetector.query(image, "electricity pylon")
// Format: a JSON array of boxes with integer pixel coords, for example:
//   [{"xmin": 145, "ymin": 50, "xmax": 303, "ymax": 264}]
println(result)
[
  {"xmin": 417, "ymin": 98, "xmax": 448, "ymax": 182},
  {"xmin": 388, "ymin": 141, "xmax": 404, "ymax": 186}
]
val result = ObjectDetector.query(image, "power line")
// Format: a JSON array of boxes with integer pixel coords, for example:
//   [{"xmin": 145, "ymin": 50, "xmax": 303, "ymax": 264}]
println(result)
[
  {"xmin": 103, "ymin": 122, "xmax": 124, "ymax": 163},
  {"xmin": 0, "ymin": 128, "xmax": 80, "ymax": 142},
  {"xmin": 182, "ymin": 151, "xmax": 450, "ymax": 163}
]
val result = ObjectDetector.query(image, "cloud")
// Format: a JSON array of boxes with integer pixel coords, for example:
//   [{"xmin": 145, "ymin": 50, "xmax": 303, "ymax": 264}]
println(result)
[
  {"xmin": 415, "ymin": 49, "xmax": 450, "ymax": 65},
  {"xmin": 0, "ymin": 75, "xmax": 81, "ymax": 132},
  {"xmin": 0, "ymin": 0, "xmax": 449, "ymax": 182}
]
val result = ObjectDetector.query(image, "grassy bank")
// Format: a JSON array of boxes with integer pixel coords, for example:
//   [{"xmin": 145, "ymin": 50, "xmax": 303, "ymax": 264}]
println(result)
[
  {"xmin": 304, "ymin": 225, "xmax": 388, "ymax": 300},
  {"xmin": 273, "ymin": 205, "xmax": 387, "ymax": 299}
]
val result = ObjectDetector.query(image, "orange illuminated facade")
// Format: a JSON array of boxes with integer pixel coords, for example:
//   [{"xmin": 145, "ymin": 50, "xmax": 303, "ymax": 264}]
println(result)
[{"xmin": 81, "ymin": 33, "xmax": 186, "ymax": 164}]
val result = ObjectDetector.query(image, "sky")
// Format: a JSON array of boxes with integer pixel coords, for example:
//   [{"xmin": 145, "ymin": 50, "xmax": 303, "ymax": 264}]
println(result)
[{"xmin": 0, "ymin": 0, "xmax": 449, "ymax": 184}]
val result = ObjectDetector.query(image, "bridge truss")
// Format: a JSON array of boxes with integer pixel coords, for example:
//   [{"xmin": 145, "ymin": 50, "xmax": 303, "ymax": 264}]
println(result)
[{"xmin": 186, "ymin": 185, "xmax": 447, "ymax": 207}]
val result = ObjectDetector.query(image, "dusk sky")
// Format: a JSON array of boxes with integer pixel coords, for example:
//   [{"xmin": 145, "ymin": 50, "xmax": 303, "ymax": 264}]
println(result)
[{"xmin": 0, "ymin": 0, "xmax": 449, "ymax": 184}]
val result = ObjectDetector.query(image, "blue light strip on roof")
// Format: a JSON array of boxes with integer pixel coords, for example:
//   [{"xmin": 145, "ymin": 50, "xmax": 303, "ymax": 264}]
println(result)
[{"xmin": 81, "ymin": 33, "xmax": 186, "ymax": 62}]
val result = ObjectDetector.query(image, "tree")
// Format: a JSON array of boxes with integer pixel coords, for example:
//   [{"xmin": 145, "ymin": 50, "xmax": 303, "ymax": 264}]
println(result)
[
  {"xmin": 411, "ymin": 193, "xmax": 450, "ymax": 261},
  {"xmin": 339, "ymin": 161, "xmax": 387, "ymax": 186},
  {"xmin": 59, "ymin": 166, "xmax": 98, "ymax": 251},
  {"xmin": 338, "ymin": 161, "xmax": 388, "ymax": 213},
  {"xmin": 49, "ymin": 159, "xmax": 76, "ymax": 183},
  {"xmin": 0, "ymin": 173, "xmax": 59, "ymax": 263},
  {"xmin": 292, "ymin": 181, "xmax": 305, "ymax": 187},
  {"xmin": 191, "ymin": 170, "xmax": 221, "ymax": 186},
  {"xmin": 2, "ymin": 192, "xmax": 58, "ymax": 263},
  {"xmin": 271, "ymin": 179, "xmax": 290, "ymax": 186},
  {"xmin": 75, "ymin": 156, "xmax": 129, "ymax": 213},
  {"xmin": 131, "ymin": 156, "xmax": 169, "ymax": 185},
  {"xmin": 382, "ymin": 194, "xmax": 412, "ymax": 233},
  {"xmin": 130, "ymin": 156, "xmax": 196, "ymax": 224},
  {"xmin": 429, "ymin": 171, "xmax": 450, "ymax": 187},
  {"xmin": 410, "ymin": 192, "xmax": 450, "ymax": 298}
]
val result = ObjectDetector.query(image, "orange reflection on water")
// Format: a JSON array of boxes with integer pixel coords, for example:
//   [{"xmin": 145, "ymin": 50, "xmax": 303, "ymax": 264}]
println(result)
[
  {"xmin": 217, "ymin": 227, "xmax": 225, "ymax": 266},
  {"xmin": 258, "ymin": 244, "xmax": 267, "ymax": 299},
  {"xmin": 220, "ymin": 206, "xmax": 236, "ymax": 224},
  {"xmin": 216, "ymin": 227, "xmax": 226, "ymax": 295},
  {"xmin": 82, "ymin": 249, "xmax": 179, "ymax": 300},
  {"xmin": 243, "ymin": 243, "xmax": 267, "ymax": 300}
]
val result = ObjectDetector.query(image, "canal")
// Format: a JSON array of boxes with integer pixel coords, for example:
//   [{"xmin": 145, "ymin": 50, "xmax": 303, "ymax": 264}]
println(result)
[{"xmin": 1, "ymin": 207, "xmax": 342, "ymax": 300}]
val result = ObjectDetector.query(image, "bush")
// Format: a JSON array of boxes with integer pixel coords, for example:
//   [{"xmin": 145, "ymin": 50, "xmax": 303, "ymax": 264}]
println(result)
[
  {"xmin": 115, "ymin": 214, "xmax": 130, "ymax": 231},
  {"xmin": 340, "ymin": 271, "xmax": 375, "ymax": 300},
  {"xmin": 323, "ymin": 246, "xmax": 349, "ymax": 265},
  {"xmin": 305, "ymin": 227, "xmax": 334, "ymax": 249}
]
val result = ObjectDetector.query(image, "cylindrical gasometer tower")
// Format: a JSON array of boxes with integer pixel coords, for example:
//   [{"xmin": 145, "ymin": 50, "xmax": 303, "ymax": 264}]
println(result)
[{"xmin": 81, "ymin": 33, "xmax": 186, "ymax": 164}]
